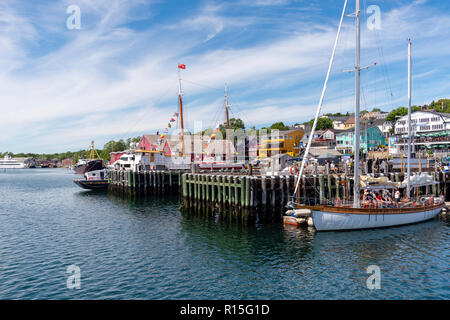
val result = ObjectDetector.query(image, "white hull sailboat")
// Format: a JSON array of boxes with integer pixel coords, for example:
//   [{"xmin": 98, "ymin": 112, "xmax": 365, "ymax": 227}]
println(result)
[
  {"xmin": 310, "ymin": 202, "xmax": 443, "ymax": 231},
  {"xmin": 288, "ymin": 0, "xmax": 444, "ymax": 231}
]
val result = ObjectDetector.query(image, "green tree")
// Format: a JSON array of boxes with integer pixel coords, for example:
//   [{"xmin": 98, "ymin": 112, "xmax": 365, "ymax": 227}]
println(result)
[
  {"xmin": 307, "ymin": 117, "xmax": 333, "ymax": 130},
  {"xmin": 269, "ymin": 122, "xmax": 290, "ymax": 131},
  {"xmin": 219, "ymin": 118, "xmax": 245, "ymax": 138},
  {"xmin": 430, "ymin": 99, "xmax": 450, "ymax": 112},
  {"xmin": 386, "ymin": 106, "xmax": 421, "ymax": 123}
]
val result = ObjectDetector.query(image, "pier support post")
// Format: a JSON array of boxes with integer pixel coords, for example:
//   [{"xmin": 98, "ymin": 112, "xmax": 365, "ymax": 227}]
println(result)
[
  {"xmin": 319, "ymin": 174, "xmax": 325, "ymax": 205},
  {"xmin": 182, "ymin": 173, "xmax": 187, "ymax": 198},
  {"xmin": 327, "ymin": 174, "xmax": 332, "ymax": 202},
  {"xmin": 217, "ymin": 175, "xmax": 222, "ymax": 204},
  {"xmin": 271, "ymin": 176, "xmax": 276, "ymax": 208},
  {"xmin": 335, "ymin": 175, "xmax": 340, "ymax": 200},
  {"xmin": 261, "ymin": 176, "xmax": 267, "ymax": 207}
]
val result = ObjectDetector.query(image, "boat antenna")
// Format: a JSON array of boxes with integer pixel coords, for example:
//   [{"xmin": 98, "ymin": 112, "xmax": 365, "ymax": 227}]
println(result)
[
  {"xmin": 407, "ymin": 39, "xmax": 412, "ymax": 198},
  {"xmin": 225, "ymin": 84, "xmax": 231, "ymax": 162},
  {"xmin": 291, "ymin": 0, "xmax": 348, "ymax": 202}
]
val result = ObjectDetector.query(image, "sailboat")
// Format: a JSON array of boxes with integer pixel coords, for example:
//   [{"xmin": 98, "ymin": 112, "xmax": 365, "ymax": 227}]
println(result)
[
  {"xmin": 73, "ymin": 140, "xmax": 105, "ymax": 174},
  {"xmin": 287, "ymin": 0, "xmax": 444, "ymax": 231}
]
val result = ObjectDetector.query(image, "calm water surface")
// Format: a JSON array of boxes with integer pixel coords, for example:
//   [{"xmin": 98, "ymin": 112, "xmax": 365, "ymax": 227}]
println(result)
[{"xmin": 0, "ymin": 169, "xmax": 448, "ymax": 299}]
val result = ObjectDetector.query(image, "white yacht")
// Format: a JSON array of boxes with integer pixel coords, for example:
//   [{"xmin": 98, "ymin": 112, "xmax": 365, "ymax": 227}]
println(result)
[{"xmin": 0, "ymin": 154, "xmax": 26, "ymax": 169}]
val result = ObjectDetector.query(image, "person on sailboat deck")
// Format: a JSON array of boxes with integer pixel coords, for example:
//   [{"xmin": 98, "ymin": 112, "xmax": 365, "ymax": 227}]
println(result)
[{"xmin": 394, "ymin": 190, "xmax": 401, "ymax": 203}]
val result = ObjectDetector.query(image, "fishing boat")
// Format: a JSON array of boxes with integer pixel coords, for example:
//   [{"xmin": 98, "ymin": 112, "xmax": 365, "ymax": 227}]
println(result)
[
  {"xmin": 73, "ymin": 141, "xmax": 105, "ymax": 174},
  {"xmin": 73, "ymin": 168, "xmax": 108, "ymax": 190},
  {"xmin": 0, "ymin": 154, "xmax": 26, "ymax": 169},
  {"xmin": 287, "ymin": 0, "xmax": 444, "ymax": 231}
]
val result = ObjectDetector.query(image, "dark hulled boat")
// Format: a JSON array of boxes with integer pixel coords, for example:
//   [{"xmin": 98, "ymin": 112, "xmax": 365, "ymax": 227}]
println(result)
[
  {"xmin": 73, "ymin": 159, "xmax": 104, "ymax": 174},
  {"xmin": 73, "ymin": 179, "xmax": 108, "ymax": 190},
  {"xmin": 73, "ymin": 169, "xmax": 108, "ymax": 190}
]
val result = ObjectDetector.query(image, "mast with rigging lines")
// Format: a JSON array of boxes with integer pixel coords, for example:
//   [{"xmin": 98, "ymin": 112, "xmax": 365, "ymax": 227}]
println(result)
[
  {"xmin": 224, "ymin": 85, "xmax": 231, "ymax": 162},
  {"xmin": 407, "ymin": 39, "xmax": 412, "ymax": 199},
  {"xmin": 353, "ymin": 0, "xmax": 361, "ymax": 208},
  {"xmin": 178, "ymin": 65, "xmax": 185, "ymax": 156}
]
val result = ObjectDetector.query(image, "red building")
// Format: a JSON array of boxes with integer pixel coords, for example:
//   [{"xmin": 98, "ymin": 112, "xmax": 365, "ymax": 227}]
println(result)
[
  {"xmin": 110, "ymin": 152, "xmax": 125, "ymax": 164},
  {"xmin": 139, "ymin": 135, "xmax": 161, "ymax": 151},
  {"xmin": 61, "ymin": 158, "xmax": 73, "ymax": 167}
]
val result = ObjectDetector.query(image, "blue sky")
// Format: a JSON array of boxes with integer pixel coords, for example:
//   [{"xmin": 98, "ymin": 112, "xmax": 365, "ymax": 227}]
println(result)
[{"xmin": 1, "ymin": 0, "xmax": 449, "ymax": 153}]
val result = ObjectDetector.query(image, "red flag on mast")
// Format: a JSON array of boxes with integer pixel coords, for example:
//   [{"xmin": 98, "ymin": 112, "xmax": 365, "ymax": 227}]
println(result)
[{"xmin": 178, "ymin": 64, "xmax": 186, "ymax": 69}]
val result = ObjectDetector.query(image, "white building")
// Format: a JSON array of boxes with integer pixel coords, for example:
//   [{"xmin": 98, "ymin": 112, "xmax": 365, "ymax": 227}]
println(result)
[
  {"xmin": 394, "ymin": 111, "xmax": 450, "ymax": 135},
  {"xmin": 392, "ymin": 111, "xmax": 450, "ymax": 155}
]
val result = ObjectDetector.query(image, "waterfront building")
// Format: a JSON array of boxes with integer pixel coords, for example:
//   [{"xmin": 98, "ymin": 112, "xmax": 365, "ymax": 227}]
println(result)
[
  {"xmin": 335, "ymin": 125, "xmax": 387, "ymax": 155},
  {"xmin": 309, "ymin": 129, "xmax": 337, "ymax": 149},
  {"xmin": 61, "ymin": 158, "xmax": 73, "ymax": 167},
  {"xmin": 344, "ymin": 117, "xmax": 355, "ymax": 129},
  {"xmin": 259, "ymin": 128, "xmax": 304, "ymax": 158},
  {"xmin": 390, "ymin": 111, "xmax": 450, "ymax": 155},
  {"xmin": 335, "ymin": 129, "xmax": 354, "ymax": 154},
  {"xmin": 138, "ymin": 134, "xmax": 239, "ymax": 162},
  {"xmin": 329, "ymin": 116, "xmax": 349, "ymax": 130},
  {"xmin": 110, "ymin": 151, "xmax": 126, "ymax": 164}
]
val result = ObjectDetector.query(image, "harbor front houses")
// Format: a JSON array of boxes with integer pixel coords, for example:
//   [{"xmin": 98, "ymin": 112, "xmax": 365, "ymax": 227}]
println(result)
[
  {"xmin": 335, "ymin": 125, "xmax": 386, "ymax": 155},
  {"xmin": 259, "ymin": 128, "xmax": 305, "ymax": 158}
]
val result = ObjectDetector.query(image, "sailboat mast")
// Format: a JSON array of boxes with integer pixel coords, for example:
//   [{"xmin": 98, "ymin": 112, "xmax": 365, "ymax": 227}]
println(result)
[
  {"xmin": 178, "ymin": 69, "xmax": 185, "ymax": 156},
  {"xmin": 353, "ymin": 0, "xmax": 361, "ymax": 208},
  {"xmin": 225, "ymin": 85, "xmax": 231, "ymax": 162},
  {"xmin": 407, "ymin": 39, "xmax": 412, "ymax": 198}
]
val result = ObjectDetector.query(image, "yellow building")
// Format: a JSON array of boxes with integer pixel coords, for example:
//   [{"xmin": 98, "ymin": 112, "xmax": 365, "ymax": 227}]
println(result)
[
  {"xmin": 344, "ymin": 117, "xmax": 355, "ymax": 130},
  {"xmin": 259, "ymin": 128, "xmax": 305, "ymax": 158}
]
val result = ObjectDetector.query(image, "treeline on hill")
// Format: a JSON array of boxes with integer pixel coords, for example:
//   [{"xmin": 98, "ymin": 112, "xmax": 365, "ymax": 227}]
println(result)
[{"xmin": 1, "ymin": 136, "xmax": 141, "ymax": 164}]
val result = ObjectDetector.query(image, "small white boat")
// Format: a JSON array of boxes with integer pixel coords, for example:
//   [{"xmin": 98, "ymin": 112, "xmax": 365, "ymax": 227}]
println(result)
[{"xmin": 0, "ymin": 154, "xmax": 26, "ymax": 169}]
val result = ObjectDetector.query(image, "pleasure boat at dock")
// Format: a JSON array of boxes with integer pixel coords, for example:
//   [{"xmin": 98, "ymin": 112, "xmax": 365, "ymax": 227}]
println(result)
[{"xmin": 0, "ymin": 154, "xmax": 26, "ymax": 169}]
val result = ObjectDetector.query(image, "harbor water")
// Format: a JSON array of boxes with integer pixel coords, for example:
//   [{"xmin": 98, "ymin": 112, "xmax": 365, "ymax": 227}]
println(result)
[{"xmin": 0, "ymin": 169, "xmax": 448, "ymax": 299}]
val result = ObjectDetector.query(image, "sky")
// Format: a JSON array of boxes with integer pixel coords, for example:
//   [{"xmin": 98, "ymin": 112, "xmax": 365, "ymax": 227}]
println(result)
[{"xmin": 1, "ymin": 0, "xmax": 450, "ymax": 153}]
